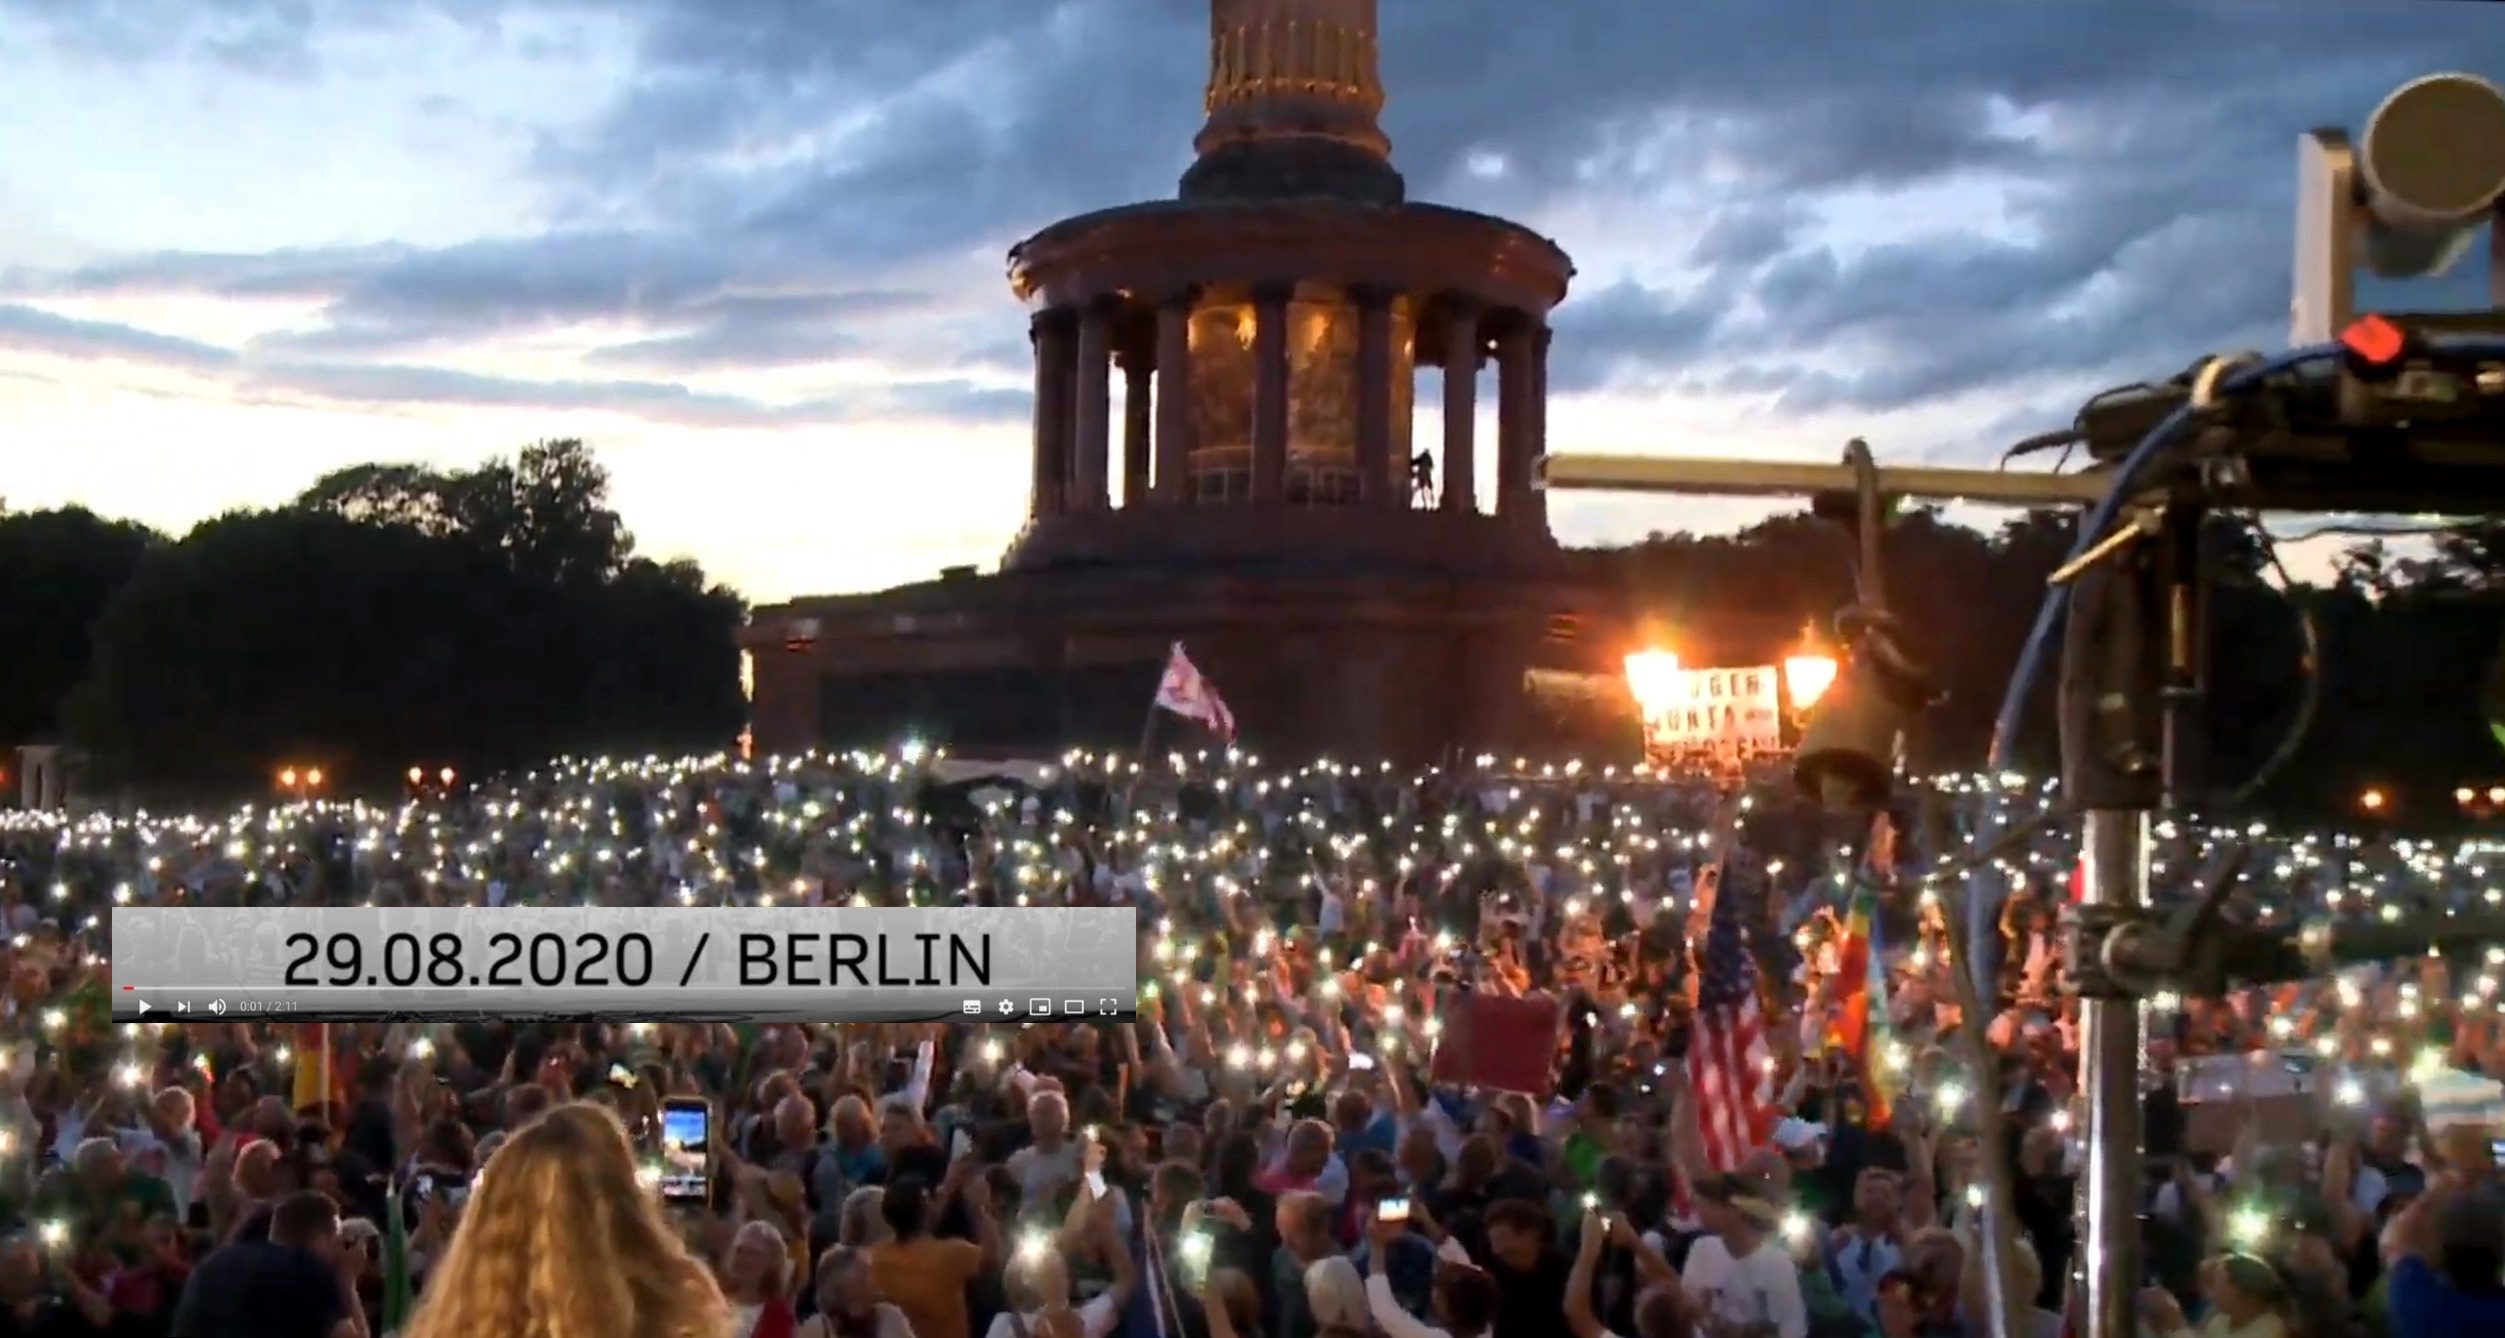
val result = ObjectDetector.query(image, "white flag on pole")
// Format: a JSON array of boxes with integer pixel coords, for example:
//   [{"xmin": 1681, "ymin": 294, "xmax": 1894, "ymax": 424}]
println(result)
[{"xmin": 1151, "ymin": 642, "xmax": 1236, "ymax": 740}]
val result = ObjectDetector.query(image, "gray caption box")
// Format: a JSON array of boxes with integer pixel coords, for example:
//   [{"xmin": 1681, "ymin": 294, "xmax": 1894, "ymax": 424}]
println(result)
[{"xmin": 110, "ymin": 906, "xmax": 1140, "ymax": 1023}]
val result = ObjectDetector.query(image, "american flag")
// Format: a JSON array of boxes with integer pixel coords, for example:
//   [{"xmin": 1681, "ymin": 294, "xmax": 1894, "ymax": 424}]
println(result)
[
  {"xmin": 1152, "ymin": 642, "xmax": 1236, "ymax": 741},
  {"xmin": 1686, "ymin": 847, "xmax": 1774, "ymax": 1169}
]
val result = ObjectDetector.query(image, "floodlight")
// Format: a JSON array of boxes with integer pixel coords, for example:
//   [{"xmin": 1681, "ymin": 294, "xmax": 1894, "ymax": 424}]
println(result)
[{"xmin": 2293, "ymin": 73, "xmax": 2505, "ymax": 343}]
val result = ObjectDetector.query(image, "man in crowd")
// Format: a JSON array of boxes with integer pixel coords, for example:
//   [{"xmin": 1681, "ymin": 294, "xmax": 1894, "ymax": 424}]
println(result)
[{"xmin": 170, "ymin": 1190, "xmax": 362, "ymax": 1338}]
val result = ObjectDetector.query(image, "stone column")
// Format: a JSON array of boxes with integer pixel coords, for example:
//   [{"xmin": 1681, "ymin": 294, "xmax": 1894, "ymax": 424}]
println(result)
[
  {"xmin": 1251, "ymin": 283, "xmax": 1293, "ymax": 506},
  {"xmin": 1440, "ymin": 300, "xmax": 1479, "ymax": 515},
  {"xmin": 1029, "ymin": 308, "xmax": 1078, "ymax": 518},
  {"xmin": 1121, "ymin": 350, "xmax": 1153, "ymax": 508},
  {"xmin": 1496, "ymin": 317, "xmax": 1537, "ymax": 525},
  {"xmin": 1070, "ymin": 301, "xmax": 1113, "ymax": 510},
  {"xmin": 1528, "ymin": 324, "xmax": 1552, "ymax": 531},
  {"xmin": 1153, "ymin": 289, "xmax": 1197, "ymax": 506},
  {"xmin": 1353, "ymin": 285, "xmax": 1396, "ymax": 510}
]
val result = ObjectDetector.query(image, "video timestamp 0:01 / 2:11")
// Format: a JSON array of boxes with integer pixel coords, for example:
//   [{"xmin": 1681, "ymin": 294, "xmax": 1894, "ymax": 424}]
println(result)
[{"xmin": 283, "ymin": 930, "xmax": 659, "ymax": 990}]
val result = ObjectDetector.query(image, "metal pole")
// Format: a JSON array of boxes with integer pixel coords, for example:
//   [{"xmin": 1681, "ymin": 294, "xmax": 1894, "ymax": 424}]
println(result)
[
  {"xmin": 1534, "ymin": 453, "xmax": 2116, "ymax": 508},
  {"xmin": 2078, "ymin": 809, "xmax": 2148, "ymax": 1338}
]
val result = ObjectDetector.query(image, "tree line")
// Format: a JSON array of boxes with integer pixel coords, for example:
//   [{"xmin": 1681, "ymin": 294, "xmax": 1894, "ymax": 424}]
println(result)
[
  {"xmin": 1, "ymin": 441, "xmax": 745, "ymax": 803},
  {"xmin": 1571, "ymin": 508, "xmax": 2505, "ymax": 827},
  {"xmin": 4, "ymin": 440, "xmax": 2502, "ymax": 823}
]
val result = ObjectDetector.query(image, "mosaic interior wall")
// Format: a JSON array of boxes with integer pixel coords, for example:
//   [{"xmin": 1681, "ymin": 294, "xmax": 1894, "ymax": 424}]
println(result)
[{"xmin": 1185, "ymin": 287, "xmax": 1414, "ymax": 505}]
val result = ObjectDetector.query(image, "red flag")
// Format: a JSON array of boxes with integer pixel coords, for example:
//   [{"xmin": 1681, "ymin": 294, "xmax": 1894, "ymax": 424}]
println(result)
[
  {"xmin": 1428, "ymin": 993, "xmax": 1561, "ymax": 1097},
  {"xmin": 1152, "ymin": 642, "xmax": 1236, "ymax": 740}
]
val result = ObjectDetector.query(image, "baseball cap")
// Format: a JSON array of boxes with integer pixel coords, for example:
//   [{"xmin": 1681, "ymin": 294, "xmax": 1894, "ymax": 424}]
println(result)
[{"xmin": 1772, "ymin": 1118, "xmax": 1828, "ymax": 1153}]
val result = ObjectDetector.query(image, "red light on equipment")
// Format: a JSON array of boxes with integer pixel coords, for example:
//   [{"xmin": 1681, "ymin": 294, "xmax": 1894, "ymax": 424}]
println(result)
[{"xmin": 2340, "ymin": 313, "xmax": 2407, "ymax": 365}]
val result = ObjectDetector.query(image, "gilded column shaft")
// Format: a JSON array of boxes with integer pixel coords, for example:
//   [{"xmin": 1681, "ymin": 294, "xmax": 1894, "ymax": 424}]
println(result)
[
  {"xmin": 1251, "ymin": 284, "xmax": 1292, "ymax": 505},
  {"xmin": 1152, "ymin": 292, "xmax": 1196, "ymax": 505},
  {"xmin": 1354, "ymin": 286, "xmax": 1396, "ymax": 509}
]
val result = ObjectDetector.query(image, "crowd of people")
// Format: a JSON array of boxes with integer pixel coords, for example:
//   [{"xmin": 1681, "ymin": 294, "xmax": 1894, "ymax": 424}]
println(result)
[{"xmin": 0, "ymin": 747, "xmax": 2502, "ymax": 1338}]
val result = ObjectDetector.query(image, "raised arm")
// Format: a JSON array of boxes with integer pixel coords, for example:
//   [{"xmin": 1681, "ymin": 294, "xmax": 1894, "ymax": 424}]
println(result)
[{"xmin": 1565, "ymin": 1208, "xmax": 1610, "ymax": 1338}]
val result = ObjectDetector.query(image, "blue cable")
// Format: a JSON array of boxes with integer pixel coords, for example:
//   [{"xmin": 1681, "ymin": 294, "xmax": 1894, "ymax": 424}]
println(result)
[{"xmin": 1983, "ymin": 335, "xmax": 2505, "ymax": 776}]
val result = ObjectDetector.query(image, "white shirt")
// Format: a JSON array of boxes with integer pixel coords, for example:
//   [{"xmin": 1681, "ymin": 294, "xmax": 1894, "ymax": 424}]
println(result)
[
  {"xmin": 1827, "ymin": 1228, "xmax": 1902, "ymax": 1320},
  {"xmin": 798, "ymin": 1305, "xmax": 916, "ymax": 1338},
  {"xmin": 982, "ymin": 1294, "xmax": 1121, "ymax": 1338},
  {"xmin": 1008, "ymin": 1140, "xmax": 1083, "ymax": 1201},
  {"xmin": 1365, "ymin": 1270, "xmax": 1485, "ymax": 1338},
  {"xmin": 1679, "ymin": 1235, "xmax": 1808, "ymax": 1338},
  {"xmin": 115, "ymin": 1124, "xmax": 202, "ymax": 1214}
]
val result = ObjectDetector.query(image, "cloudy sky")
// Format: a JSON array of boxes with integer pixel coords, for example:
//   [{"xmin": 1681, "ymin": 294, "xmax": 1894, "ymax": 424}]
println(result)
[{"xmin": 3, "ymin": 0, "xmax": 2499, "ymax": 601}]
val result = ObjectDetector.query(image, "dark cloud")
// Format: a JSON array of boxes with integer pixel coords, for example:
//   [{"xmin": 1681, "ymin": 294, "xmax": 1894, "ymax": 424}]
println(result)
[
  {"xmin": 7, "ymin": 0, "xmax": 2504, "ymax": 440},
  {"xmin": 240, "ymin": 358, "xmax": 1027, "ymax": 428},
  {"xmin": 1547, "ymin": 281, "xmax": 1730, "ymax": 394},
  {"xmin": 0, "ymin": 301, "xmax": 1019, "ymax": 430},
  {"xmin": 0, "ymin": 303, "xmax": 238, "ymax": 371},
  {"xmin": 583, "ymin": 291, "xmax": 933, "ymax": 373},
  {"xmin": 1688, "ymin": 203, "xmax": 1807, "ymax": 270}
]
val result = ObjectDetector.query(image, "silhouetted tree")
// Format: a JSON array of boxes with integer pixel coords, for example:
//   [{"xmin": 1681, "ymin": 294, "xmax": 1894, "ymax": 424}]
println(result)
[
  {"xmin": 0, "ymin": 508, "xmax": 162, "ymax": 743},
  {"xmin": 295, "ymin": 463, "xmax": 474, "ymax": 538},
  {"xmin": 69, "ymin": 443, "xmax": 739, "ymax": 802},
  {"xmin": 297, "ymin": 439, "xmax": 632, "ymax": 587}
]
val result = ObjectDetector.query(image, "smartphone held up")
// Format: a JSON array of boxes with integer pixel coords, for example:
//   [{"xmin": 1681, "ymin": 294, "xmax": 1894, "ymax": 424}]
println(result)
[{"xmin": 659, "ymin": 1096, "xmax": 711, "ymax": 1203}]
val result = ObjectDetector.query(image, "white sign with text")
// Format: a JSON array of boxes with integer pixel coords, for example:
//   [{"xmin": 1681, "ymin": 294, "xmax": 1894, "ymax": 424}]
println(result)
[{"xmin": 1639, "ymin": 665, "xmax": 1782, "ymax": 754}]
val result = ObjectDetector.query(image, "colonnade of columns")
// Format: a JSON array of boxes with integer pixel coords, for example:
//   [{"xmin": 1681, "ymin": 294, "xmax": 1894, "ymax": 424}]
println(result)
[{"xmin": 1026, "ymin": 288, "xmax": 1549, "ymax": 529}]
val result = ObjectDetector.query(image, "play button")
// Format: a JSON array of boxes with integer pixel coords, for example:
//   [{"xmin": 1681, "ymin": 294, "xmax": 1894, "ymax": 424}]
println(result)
[{"xmin": 135, "ymin": 1000, "xmax": 150, "ymax": 1016}]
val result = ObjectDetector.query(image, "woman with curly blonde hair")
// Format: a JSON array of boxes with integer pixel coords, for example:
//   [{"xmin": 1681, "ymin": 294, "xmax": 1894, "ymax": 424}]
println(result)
[{"xmin": 403, "ymin": 1101, "xmax": 728, "ymax": 1338}]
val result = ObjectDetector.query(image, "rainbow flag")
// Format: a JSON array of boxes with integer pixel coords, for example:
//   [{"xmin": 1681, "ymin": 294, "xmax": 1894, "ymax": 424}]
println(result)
[{"xmin": 1828, "ymin": 819, "xmax": 1901, "ymax": 1128}]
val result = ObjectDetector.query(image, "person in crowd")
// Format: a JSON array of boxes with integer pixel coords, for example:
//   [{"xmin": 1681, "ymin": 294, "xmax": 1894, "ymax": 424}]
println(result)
[
  {"xmin": 1478, "ymin": 1199, "xmax": 1571, "ymax": 1338},
  {"xmin": 1133, "ymin": 1162, "xmax": 1215, "ymax": 1338},
  {"xmin": 1006, "ymin": 1094, "xmax": 1080, "ymax": 1206},
  {"xmin": 38, "ymin": 1138, "xmax": 176, "ymax": 1265},
  {"xmin": 1269, "ymin": 1193, "xmax": 1337, "ymax": 1338},
  {"xmin": 989, "ymin": 1180, "xmax": 1135, "ymax": 1338},
  {"xmin": 399, "ymin": 1102, "xmax": 726, "ymax": 1338},
  {"xmin": 2139, "ymin": 1253, "xmax": 2292, "ymax": 1338},
  {"xmin": 1563, "ymin": 1205, "xmax": 1687, "ymax": 1338},
  {"xmin": 1958, "ymin": 1234, "xmax": 2060, "ymax": 1338},
  {"xmin": 840, "ymin": 1187, "xmax": 892, "ymax": 1249},
  {"xmin": 799, "ymin": 1245, "xmax": 914, "ymax": 1338},
  {"xmin": 1825, "ymin": 1168, "xmax": 1906, "ymax": 1323},
  {"xmin": 2378, "ymin": 1174, "xmax": 2505, "ymax": 1331},
  {"xmin": 169, "ymin": 1190, "xmax": 360, "ymax": 1338},
  {"xmin": 869, "ymin": 1175, "xmax": 992, "ymax": 1338},
  {"xmin": 1677, "ymin": 1174, "xmax": 1806, "ymax": 1338},
  {"xmin": 10, "ymin": 751, "xmax": 2505, "ymax": 1338},
  {"xmin": 104, "ymin": 1211, "xmax": 195, "ymax": 1331},
  {"xmin": 1869, "ymin": 1270, "xmax": 1925, "ymax": 1338},
  {"xmin": 1364, "ymin": 1211, "xmax": 1496, "ymax": 1338},
  {"xmin": 0, "ymin": 1230, "xmax": 114, "ymax": 1337},
  {"xmin": 811, "ymin": 1098, "xmax": 889, "ymax": 1248},
  {"xmin": 1297, "ymin": 1257, "xmax": 1374, "ymax": 1338},
  {"xmin": 724, "ymin": 1219, "xmax": 800, "ymax": 1338}
]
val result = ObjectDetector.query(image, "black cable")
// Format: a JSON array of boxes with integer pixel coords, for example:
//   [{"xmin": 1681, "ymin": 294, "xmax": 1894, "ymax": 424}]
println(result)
[
  {"xmin": 2220, "ymin": 519, "xmax": 2323, "ymax": 810},
  {"xmin": 2000, "ymin": 426, "xmax": 2086, "ymax": 466}
]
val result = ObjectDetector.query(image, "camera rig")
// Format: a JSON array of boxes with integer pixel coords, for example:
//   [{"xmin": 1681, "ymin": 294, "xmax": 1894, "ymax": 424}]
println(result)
[{"xmin": 1535, "ymin": 72, "xmax": 2505, "ymax": 1338}]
